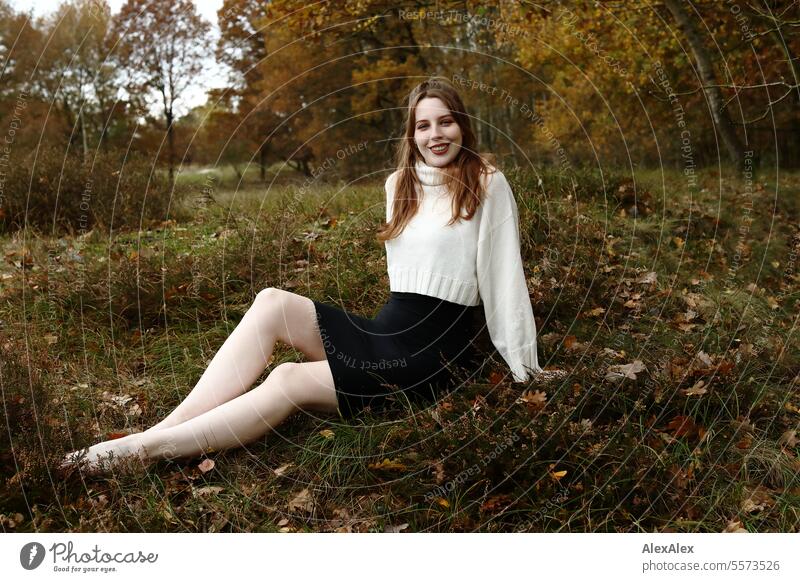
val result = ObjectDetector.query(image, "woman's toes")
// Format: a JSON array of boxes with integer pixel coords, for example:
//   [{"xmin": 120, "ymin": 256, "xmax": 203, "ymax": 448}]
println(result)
[{"xmin": 60, "ymin": 448, "xmax": 87, "ymax": 469}]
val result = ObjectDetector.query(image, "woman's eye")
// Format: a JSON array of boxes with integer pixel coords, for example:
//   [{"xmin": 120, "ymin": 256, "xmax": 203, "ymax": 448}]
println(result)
[
  {"xmin": 417, "ymin": 124, "xmax": 428, "ymax": 130},
  {"xmin": 442, "ymin": 120, "xmax": 452, "ymax": 126}
]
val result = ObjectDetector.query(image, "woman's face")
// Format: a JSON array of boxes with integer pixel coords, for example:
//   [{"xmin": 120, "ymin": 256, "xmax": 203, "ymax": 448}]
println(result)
[{"xmin": 413, "ymin": 97, "xmax": 463, "ymax": 167}]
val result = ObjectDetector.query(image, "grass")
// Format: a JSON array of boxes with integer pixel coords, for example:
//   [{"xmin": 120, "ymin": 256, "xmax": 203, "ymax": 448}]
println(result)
[{"xmin": 0, "ymin": 163, "xmax": 798, "ymax": 533}]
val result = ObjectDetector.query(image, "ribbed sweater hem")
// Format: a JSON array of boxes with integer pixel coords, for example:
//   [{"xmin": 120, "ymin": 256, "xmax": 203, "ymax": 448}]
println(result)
[{"xmin": 387, "ymin": 266, "xmax": 481, "ymax": 306}]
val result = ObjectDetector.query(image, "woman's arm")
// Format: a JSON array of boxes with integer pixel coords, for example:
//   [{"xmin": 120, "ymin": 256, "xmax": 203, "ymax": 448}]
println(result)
[
  {"xmin": 476, "ymin": 170, "xmax": 543, "ymax": 382},
  {"xmin": 385, "ymin": 170, "xmax": 398, "ymax": 222}
]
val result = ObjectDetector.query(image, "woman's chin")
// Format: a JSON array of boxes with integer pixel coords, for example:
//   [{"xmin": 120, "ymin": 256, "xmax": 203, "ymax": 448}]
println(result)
[{"xmin": 423, "ymin": 155, "xmax": 455, "ymax": 168}]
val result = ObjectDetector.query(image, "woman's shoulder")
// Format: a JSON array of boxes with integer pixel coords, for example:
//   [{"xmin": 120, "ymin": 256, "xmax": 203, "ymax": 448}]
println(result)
[
  {"xmin": 480, "ymin": 162, "xmax": 511, "ymax": 196},
  {"xmin": 383, "ymin": 171, "xmax": 399, "ymax": 202},
  {"xmin": 385, "ymin": 169, "xmax": 401, "ymax": 193}
]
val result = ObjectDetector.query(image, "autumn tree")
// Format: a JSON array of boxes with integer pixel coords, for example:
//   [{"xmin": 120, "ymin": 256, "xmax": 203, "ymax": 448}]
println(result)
[
  {"xmin": 33, "ymin": 0, "xmax": 122, "ymax": 158},
  {"xmin": 215, "ymin": 0, "xmax": 276, "ymax": 180},
  {"xmin": 662, "ymin": 0, "xmax": 746, "ymax": 166},
  {"xmin": 490, "ymin": 0, "xmax": 799, "ymax": 169},
  {"xmin": 113, "ymin": 0, "xmax": 211, "ymax": 183}
]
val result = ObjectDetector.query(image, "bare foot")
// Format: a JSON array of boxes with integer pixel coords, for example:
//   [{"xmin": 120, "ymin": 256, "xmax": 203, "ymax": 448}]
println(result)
[{"xmin": 60, "ymin": 432, "xmax": 150, "ymax": 476}]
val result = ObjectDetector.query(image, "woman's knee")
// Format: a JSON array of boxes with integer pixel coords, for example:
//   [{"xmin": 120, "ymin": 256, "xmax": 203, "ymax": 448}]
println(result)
[
  {"xmin": 267, "ymin": 362, "xmax": 337, "ymax": 413},
  {"xmin": 252, "ymin": 287, "xmax": 290, "ymax": 329},
  {"xmin": 254, "ymin": 287, "xmax": 301, "ymax": 321},
  {"xmin": 252, "ymin": 289, "xmax": 324, "ymax": 359},
  {"xmin": 254, "ymin": 286, "xmax": 282, "ymax": 309}
]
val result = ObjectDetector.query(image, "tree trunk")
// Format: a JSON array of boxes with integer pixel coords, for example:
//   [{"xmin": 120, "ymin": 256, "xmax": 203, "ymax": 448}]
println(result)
[
  {"xmin": 259, "ymin": 142, "xmax": 267, "ymax": 181},
  {"xmin": 663, "ymin": 0, "xmax": 745, "ymax": 166},
  {"xmin": 166, "ymin": 110, "xmax": 175, "ymax": 185},
  {"xmin": 79, "ymin": 70, "xmax": 88, "ymax": 161},
  {"xmin": 79, "ymin": 106, "xmax": 88, "ymax": 161}
]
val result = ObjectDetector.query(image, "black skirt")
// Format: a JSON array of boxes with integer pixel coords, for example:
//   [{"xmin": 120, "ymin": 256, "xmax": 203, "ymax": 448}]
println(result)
[{"xmin": 312, "ymin": 292, "xmax": 482, "ymax": 419}]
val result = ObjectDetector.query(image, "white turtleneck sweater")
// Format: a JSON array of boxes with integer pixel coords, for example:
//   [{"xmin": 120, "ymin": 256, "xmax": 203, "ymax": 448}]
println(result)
[{"xmin": 383, "ymin": 160, "xmax": 543, "ymax": 382}]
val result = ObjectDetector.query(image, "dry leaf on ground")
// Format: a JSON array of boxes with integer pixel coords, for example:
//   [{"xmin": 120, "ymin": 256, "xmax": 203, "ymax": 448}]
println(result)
[
  {"xmin": 606, "ymin": 360, "xmax": 646, "ymax": 382},
  {"xmin": 288, "ymin": 488, "xmax": 314, "ymax": 513}
]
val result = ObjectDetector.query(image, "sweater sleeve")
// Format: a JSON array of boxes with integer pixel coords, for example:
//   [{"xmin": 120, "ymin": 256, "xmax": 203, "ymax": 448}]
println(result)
[
  {"xmin": 476, "ymin": 170, "xmax": 543, "ymax": 382},
  {"xmin": 385, "ymin": 171, "xmax": 398, "ymax": 222}
]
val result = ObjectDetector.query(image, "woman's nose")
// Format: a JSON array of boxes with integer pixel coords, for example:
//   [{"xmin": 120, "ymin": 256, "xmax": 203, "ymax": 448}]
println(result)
[{"xmin": 430, "ymin": 123, "xmax": 443, "ymax": 139}]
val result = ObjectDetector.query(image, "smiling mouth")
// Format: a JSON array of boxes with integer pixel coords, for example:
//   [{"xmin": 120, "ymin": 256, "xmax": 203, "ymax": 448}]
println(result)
[{"xmin": 430, "ymin": 143, "xmax": 450, "ymax": 155}]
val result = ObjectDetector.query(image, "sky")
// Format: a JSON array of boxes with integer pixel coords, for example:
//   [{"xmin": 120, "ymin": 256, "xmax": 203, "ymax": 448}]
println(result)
[
  {"xmin": 8, "ymin": 0, "xmax": 228, "ymax": 116},
  {"xmin": 8, "ymin": 0, "xmax": 224, "ymax": 25}
]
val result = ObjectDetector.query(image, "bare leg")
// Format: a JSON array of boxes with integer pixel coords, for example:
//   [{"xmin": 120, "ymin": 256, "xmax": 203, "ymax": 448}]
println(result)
[
  {"xmin": 61, "ymin": 361, "xmax": 339, "ymax": 474},
  {"xmin": 147, "ymin": 288, "xmax": 325, "ymax": 432}
]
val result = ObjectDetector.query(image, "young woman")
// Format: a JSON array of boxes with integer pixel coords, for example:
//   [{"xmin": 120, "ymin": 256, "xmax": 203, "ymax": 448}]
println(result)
[{"xmin": 60, "ymin": 77, "xmax": 559, "ymax": 475}]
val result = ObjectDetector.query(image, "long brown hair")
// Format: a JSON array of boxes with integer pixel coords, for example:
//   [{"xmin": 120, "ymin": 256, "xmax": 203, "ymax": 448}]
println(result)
[{"xmin": 376, "ymin": 77, "xmax": 492, "ymax": 242}]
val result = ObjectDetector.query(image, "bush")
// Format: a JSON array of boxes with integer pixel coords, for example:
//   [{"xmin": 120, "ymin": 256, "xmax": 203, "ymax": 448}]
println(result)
[{"xmin": 0, "ymin": 147, "xmax": 190, "ymax": 235}]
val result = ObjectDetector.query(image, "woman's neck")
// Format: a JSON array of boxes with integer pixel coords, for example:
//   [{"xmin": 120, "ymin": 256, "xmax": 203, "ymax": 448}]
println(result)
[{"xmin": 414, "ymin": 159, "xmax": 448, "ymax": 187}]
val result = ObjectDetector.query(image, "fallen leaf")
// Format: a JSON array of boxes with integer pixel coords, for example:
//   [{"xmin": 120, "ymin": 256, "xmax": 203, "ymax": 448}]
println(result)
[
  {"xmin": 384, "ymin": 523, "xmax": 409, "ymax": 533},
  {"xmin": 198, "ymin": 458, "xmax": 215, "ymax": 473},
  {"xmin": 273, "ymin": 463, "xmax": 293, "ymax": 477},
  {"xmin": 636, "ymin": 271, "xmax": 658, "ymax": 285},
  {"xmin": 722, "ymin": 519, "xmax": 748, "ymax": 533},
  {"xmin": 480, "ymin": 494, "xmax": 513, "ymax": 513},
  {"xmin": 696, "ymin": 351, "xmax": 714, "ymax": 368},
  {"xmin": 488, "ymin": 370, "xmax": 505, "ymax": 385},
  {"xmin": 740, "ymin": 485, "xmax": 775, "ymax": 514},
  {"xmin": 778, "ymin": 430, "xmax": 798, "ymax": 448},
  {"xmin": 288, "ymin": 488, "xmax": 314, "ymax": 513},
  {"xmin": 431, "ymin": 461, "xmax": 445, "ymax": 484},
  {"xmin": 319, "ymin": 429, "xmax": 335, "ymax": 439},
  {"xmin": 682, "ymin": 380, "xmax": 707, "ymax": 397},
  {"xmin": 563, "ymin": 336, "xmax": 587, "ymax": 351},
  {"xmin": 471, "ymin": 395, "xmax": 485, "ymax": 414},
  {"xmin": 193, "ymin": 485, "xmax": 223, "ymax": 497},
  {"xmin": 368, "ymin": 458, "xmax": 407, "ymax": 472},
  {"xmin": 517, "ymin": 389, "xmax": 547, "ymax": 410},
  {"xmin": 664, "ymin": 415, "xmax": 701, "ymax": 439},
  {"xmin": 605, "ymin": 360, "xmax": 646, "ymax": 382},
  {"xmin": 716, "ymin": 359, "xmax": 735, "ymax": 375}
]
